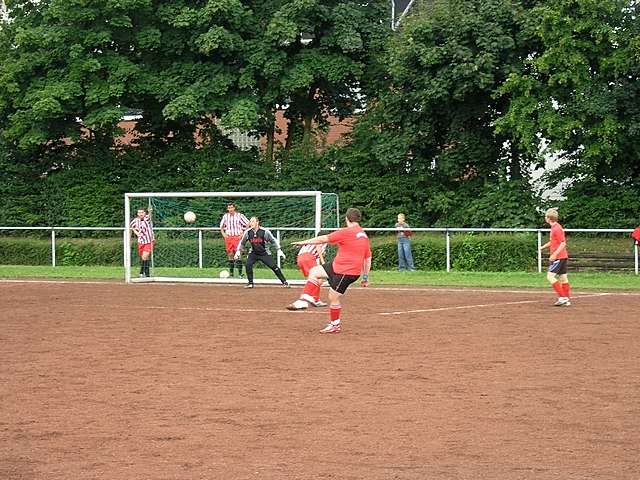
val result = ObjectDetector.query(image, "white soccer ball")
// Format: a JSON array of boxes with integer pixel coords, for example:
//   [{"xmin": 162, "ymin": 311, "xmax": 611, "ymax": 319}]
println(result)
[
  {"xmin": 183, "ymin": 211, "xmax": 196, "ymax": 224},
  {"xmin": 219, "ymin": 269, "xmax": 230, "ymax": 279}
]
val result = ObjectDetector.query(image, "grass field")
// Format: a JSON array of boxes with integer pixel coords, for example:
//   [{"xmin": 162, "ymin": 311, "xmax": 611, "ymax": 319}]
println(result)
[{"xmin": 1, "ymin": 265, "xmax": 639, "ymax": 289}]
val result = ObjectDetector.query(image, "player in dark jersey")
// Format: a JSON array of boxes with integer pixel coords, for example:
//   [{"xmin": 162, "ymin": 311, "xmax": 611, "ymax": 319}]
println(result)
[
  {"xmin": 287, "ymin": 208, "xmax": 372, "ymax": 334},
  {"xmin": 234, "ymin": 217, "xmax": 289, "ymax": 288}
]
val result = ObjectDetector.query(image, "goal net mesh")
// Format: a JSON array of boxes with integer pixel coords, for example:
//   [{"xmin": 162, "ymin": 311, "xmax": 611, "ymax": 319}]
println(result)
[{"xmin": 125, "ymin": 192, "xmax": 338, "ymax": 283}]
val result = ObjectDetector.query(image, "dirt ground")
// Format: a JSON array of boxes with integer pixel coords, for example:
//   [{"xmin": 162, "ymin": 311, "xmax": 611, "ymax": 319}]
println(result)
[{"xmin": 1, "ymin": 280, "xmax": 639, "ymax": 479}]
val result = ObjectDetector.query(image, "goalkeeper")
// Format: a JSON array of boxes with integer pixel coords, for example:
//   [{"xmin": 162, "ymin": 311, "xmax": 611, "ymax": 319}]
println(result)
[{"xmin": 235, "ymin": 217, "xmax": 289, "ymax": 289}]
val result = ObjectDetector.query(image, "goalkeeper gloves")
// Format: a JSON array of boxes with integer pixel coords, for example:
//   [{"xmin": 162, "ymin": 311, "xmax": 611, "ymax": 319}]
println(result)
[{"xmin": 360, "ymin": 274, "xmax": 369, "ymax": 287}]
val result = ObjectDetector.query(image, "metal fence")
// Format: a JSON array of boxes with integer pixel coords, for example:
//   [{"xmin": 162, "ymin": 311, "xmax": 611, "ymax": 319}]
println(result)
[{"xmin": 0, "ymin": 226, "xmax": 638, "ymax": 274}]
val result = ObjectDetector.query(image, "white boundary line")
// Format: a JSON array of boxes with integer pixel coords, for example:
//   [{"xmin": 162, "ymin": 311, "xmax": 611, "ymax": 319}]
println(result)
[
  {"xmin": 49, "ymin": 293, "xmax": 614, "ymax": 318},
  {"xmin": 378, "ymin": 293, "xmax": 612, "ymax": 316},
  {"xmin": 379, "ymin": 300, "xmax": 539, "ymax": 316},
  {"xmin": 64, "ymin": 303, "xmax": 325, "ymax": 315}
]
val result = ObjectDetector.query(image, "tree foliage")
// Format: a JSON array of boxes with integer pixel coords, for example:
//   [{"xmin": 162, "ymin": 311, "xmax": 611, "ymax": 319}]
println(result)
[
  {"xmin": 1, "ymin": 0, "xmax": 638, "ymax": 229},
  {"xmin": 496, "ymin": 0, "xmax": 640, "ymax": 181},
  {"xmin": 337, "ymin": 0, "xmax": 541, "ymax": 226}
]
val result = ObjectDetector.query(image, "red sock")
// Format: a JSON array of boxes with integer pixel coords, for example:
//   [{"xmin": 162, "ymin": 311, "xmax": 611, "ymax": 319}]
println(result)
[
  {"xmin": 562, "ymin": 283, "xmax": 571, "ymax": 298},
  {"xmin": 302, "ymin": 280, "xmax": 320, "ymax": 299},
  {"xmin": 552, "ymin": 281, "xmax": 564, "ymax": 297},
  {"xmin": 330, "ymin": 305, "xmax": 341, "ymax": 322}
]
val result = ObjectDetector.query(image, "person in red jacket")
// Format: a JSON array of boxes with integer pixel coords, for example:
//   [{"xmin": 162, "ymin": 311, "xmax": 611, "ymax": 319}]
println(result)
[
  {"xmin": 287, "ymin": 208, "xmax": 372, "ymax": 334},
  {"xmin": 539, "ymin": 208, "xmax": 571, "ymax": 306}
]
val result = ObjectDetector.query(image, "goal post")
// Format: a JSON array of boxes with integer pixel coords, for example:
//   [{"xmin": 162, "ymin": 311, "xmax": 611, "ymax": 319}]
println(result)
[{"xmin": 123, "ymin": 191, "xmax": 339, "ymax": 284}]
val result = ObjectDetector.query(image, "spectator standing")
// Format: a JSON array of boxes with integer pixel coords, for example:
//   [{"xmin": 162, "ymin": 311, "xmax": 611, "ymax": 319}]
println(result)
[{"xmin": 395, "ymin": 213, "xmax": 415, "ymax": 271}]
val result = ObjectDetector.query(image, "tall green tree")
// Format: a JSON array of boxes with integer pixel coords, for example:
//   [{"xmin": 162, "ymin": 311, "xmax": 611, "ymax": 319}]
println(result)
[
  {"xmin": 496, "ymin": 0, "xmax": 640, "ymax": 182},
  {"xmin": 0, "ymin": 0, "xmax": 158, "ymax": 150},
  {"xmin": 233, "ymin": 0, "xmax": 389, "ymax": 160},
  {"xmin": 339, "ymin": 0, "xmax": 541, "ymax": 226}
]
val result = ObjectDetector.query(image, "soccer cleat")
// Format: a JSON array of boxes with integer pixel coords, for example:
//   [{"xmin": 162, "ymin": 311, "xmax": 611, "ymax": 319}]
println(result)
[
  {"xmin": 554, "ymin": 297, "xmax": 569, "ymax": 306},
  {"xmin": 244, "ymin": 283, "xmax": 254, "ymax": 289},
  {"xmin": 286, "ymin": 299, "xmax": 309, "ymax": 311},
  {"xmin": 282, "ymin": 282, "xmax": 290, "ymax": 288},
  {"xmin": 319, "ymin": 323, "xmax": 342, "ymax": 334},
  {"xmin": 312, "ymin": 300, "xmax": 328, "ymax": 307}
]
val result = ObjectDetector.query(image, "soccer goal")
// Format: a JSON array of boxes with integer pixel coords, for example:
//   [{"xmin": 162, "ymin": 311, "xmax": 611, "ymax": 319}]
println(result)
[{"xmin": 123, "ymin": 191, "xmax": 339, "ymax": 284}]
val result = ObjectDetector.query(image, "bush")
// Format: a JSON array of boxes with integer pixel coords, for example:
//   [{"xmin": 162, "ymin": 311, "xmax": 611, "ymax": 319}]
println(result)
[
  {"xmin": 0, "ymin": 237, "xmax": 53, "ymax": 265},
  {"xmin": 368, "ymin": 233, "xmax": 537, "ymax": 271},
  {"xmin": 0, "ymin": 233, "xmax": 539, "ymax": 271},
  {"xmin": 450, "ymin": 233, "xmax": 537, "ymax": 271},
  {"xmin": 56, "ymin": 239, "xmax": 123, "ymax": 266}
]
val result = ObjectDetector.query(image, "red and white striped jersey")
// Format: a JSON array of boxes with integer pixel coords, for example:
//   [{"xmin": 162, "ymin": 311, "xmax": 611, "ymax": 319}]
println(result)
[
  {"xmin": 130, "ymin": 215, "xmax": 154, "ymax": 245},
  {"xmin": 220, "ymin": 212, "xmax": 249, "ymax": 236},
  {"xmin": 298, "ymin": 243, "xmax": 327, "ymax": 259}
]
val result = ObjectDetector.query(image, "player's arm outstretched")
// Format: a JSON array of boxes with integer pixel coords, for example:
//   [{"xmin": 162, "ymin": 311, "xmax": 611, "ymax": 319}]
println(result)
[
  {"xmin": 292, "ymin": 234, "xmax": 330, "ymax": 246},
  {"xmin": 264, "ymin": 229, "xmax": 286, "ymax": 259}
]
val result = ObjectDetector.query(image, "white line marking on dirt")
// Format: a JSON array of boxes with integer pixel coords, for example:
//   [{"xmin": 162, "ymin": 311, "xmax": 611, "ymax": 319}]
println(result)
[
  {"xmin": 378, "ymin": 292, "xmax": 614, "ymax": 316},
  {"xmin": 379, "ymin": 300, "xmax": 540, "ymax": 316},
  {"xmin": 65, "ymin": 304, "xmax": 326, "ymax": 315}
]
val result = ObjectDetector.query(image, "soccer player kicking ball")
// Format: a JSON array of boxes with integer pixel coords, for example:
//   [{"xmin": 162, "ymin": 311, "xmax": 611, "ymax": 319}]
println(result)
[
  {"xmin": 540, "ymin": 208, "xmax": 571, "ymax": 306},
  {"xmin": 287, "ymin": 208, "xmax": 372, "ymax": 334},
  {"xmin": 296, "ymin": 243, "xmax": 328, "ymax": 307}
]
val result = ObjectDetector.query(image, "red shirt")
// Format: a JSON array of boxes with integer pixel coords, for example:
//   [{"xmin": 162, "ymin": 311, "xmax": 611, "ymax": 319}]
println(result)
[
  {"xmin": 327, "ymin": 225, "xmax": 372, "ymax": 275},
  {"xmin": 549, "ymin": 222, "xmax": 568, "ymax": 259}
]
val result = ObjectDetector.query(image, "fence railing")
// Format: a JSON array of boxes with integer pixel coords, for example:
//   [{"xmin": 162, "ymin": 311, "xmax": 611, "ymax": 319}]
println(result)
[{"xmin": 1, "ymin": 226, "xmax": 638, "ymax": 274}]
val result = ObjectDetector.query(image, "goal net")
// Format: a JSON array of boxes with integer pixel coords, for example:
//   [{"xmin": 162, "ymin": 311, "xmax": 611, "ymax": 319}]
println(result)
[{"xmin": 123, "ymin": 191, "xmax": 339, "ymax": 284}]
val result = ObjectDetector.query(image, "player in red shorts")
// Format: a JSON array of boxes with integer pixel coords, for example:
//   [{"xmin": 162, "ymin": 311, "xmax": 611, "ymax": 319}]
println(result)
[
  {"xmin": 540, "ymin": 207, "xmax": 571, "ymax": 306},
  {"xmin": 129, "ymin": 206, "xmax": 155, "ymax": 277},
  {"xmin": 296, "ymin": 243, "xmax": 328, "ymax": 307},
  {"xmin": 219, "ymin": 202, "xmax": 249, "ymax": 277},
  {"xmin": 287, "ymin": 208, "xmax": 372, "ymax": 334}
]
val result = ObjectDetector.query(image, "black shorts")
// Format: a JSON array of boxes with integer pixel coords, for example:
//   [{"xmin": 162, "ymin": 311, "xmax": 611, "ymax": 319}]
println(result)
[
  {"xmin": 322, "ymin": 262, "xmax": 360, "ymax": 294},
  {"xmin": 548, "ymin": 258, "xmax": 568, "ymax": 275}
]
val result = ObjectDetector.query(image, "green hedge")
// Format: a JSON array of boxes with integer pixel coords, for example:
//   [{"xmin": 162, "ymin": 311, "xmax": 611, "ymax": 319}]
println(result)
[
  {"xmin": 0, "ymin": 234, "xmax": 538, "ymax": 271},
  {"xmin": 370, "ymin": 233, "xmax": 537, "ymax": 271}
]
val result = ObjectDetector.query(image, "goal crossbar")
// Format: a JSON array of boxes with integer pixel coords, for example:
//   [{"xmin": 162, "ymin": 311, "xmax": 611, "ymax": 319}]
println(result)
[{"xmin": 124, "ymin": 191, "xmax": 322, "ymax": 198}]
